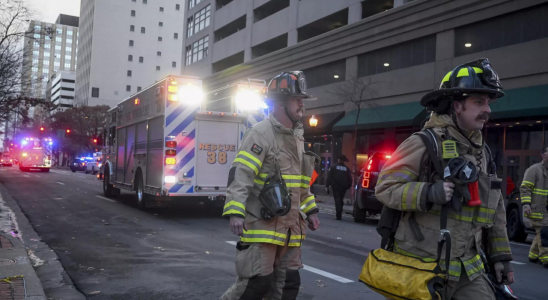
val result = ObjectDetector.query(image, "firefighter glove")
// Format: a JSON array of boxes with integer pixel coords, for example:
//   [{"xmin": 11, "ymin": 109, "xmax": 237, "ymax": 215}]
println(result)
[
  {"xmin": 494, "ymin": 261, "xmax": 514, "ymax": 284},
  {"xmin": 427, "ymin": 180, "xmax": 453, "ymax": 205}
]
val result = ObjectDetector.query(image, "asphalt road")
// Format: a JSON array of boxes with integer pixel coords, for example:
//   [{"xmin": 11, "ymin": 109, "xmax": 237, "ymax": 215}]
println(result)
[{"xmin": 0, "ymin": 166, "xmax": 545, "ymax": 300}]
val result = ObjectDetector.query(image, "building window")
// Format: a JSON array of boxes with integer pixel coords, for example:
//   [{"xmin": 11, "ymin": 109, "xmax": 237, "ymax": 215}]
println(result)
[
  {"xmin": 132, "ymin": 0, "xmax": 136, "ymax": 2},
  {"xmin": 174, "ymin": 33, "xmax": 178, "ymax": 39},
  {"xmin": 131, "ymin": 10, "xmax": 136, "ymax": 16},
  {"xmin": 128, "ymin": 55, "xmax": 133, "ymax": 61},
  {"xmin": 160, "ymin": 7, "xmax": 164, "ymax": 12},
  {"xmin": 188, "ymin": 0, "xmax": 203, "ymax": 10},
  {"xmin": 157, "ymin": 51, "xmax": 162, "ymax": 56},
  {"xmin": 159, "ymin": 22, "xmax": 163, "ymax": 27},
  {"xmin": 172, "ymin": 61, "xmax": 177, "ymax": 67},
  {"xmin": 139, "ymin": 56, "xmax": 144, "ymax": 63},
  {"xmin": 156, "ymin": 66, "xmax": 160, "ymax": 70},
  {"xmin": 455, "ymin": 3, "xmax": 548, "ymax": 57},
  {"xmin": 130, "ymin": 25, "xmax": 135, "ymax": 32},
  {"xmin": 187, "ymin": 16, "xmax": 194, "ymax": 37},
  {"xmin": 126, "ymin": 85, "xmax": 131, "ymax": 92},
  {"xmin": 190, "ymin": 36, "xmax": 209, "ymax": 64},
  {"xmin": 141, "ymin": 27, "xmax": 145, "ymax": 33},
  {"xmin": 193, "ymin": 5, "xmax": 211, "ymax": 35},
  {"xmin": 137, "ymin": 86, "xmax": 142, "ymax": 92},
  {"xmin": 357, "ymin": 35, "xmax": 436, "ymax": 77},
  {"xmin": 92, "ymin": 87, "xmax": 99, "ymax": 97},
  {"xmin": 129, "ymin": 40, "xmax": 134, "ymax": 46},
  {"xmin": 176, "ymin": 4, "xmax": 180, "ymax": 10},
  {"xmin": 65, "ymin": 63, "xmax": 71, "ymax": 69},
  {"xmin": 158, "ymin": 36, "xmax": 162, "ymax": 41},
  {"xmin": 143, "ymin": 0, "xmax": 147, "ymax": 3},
  {"xmin": 127, "ymin": 70, "xmax": 132, "ymax": 77}
]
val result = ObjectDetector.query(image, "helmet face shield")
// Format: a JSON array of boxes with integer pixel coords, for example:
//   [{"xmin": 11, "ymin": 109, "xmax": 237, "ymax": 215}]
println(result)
[{"xmin": 259, "ymin": 178, "xmax": 291, "ymax": 217}]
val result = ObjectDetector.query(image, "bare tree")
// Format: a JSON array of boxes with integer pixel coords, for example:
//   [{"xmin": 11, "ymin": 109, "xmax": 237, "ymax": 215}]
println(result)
[{"xmin": 327, "ymin": 76, "xmax": 378, "ymax": 183}]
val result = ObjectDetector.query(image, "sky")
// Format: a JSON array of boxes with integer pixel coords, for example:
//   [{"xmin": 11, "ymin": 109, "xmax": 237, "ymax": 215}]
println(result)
[{"xmin": 24, "ymin": 0, "xmax": 81, "ymax": 23}]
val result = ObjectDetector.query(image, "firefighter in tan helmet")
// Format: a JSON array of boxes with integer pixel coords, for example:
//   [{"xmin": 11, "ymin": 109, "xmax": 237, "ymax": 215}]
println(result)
[
  {"xmin": 375, "ymin": 58, "xmax": 515, "ymax": 299},
  {"xmin": 220, "ymin": 71, "xmax": 321, "ymax": 299}
]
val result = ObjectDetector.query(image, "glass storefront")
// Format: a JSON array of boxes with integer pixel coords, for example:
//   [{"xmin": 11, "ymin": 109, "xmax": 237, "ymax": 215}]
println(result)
[{"xmin": 305, "ymin": 134, "xmax": 343, "ymax": 185}]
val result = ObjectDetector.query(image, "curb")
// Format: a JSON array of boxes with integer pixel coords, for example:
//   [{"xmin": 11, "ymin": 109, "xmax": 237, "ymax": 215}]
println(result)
[{"xmin": 0, "ymin": 183, "xmax": 86, "ymax": 300}]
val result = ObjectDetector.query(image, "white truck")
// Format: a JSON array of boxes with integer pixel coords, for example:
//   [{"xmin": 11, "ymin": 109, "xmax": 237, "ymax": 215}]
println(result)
[
  {"xmin": 85, "ymin": 152, "xmax": 102, "ymax": 175},
  {"xmin": 102, "ymin": 75, "xmax": 267, "ymax": 210},
  {"xmin": 19, "ymin": 137, "xmax": 53, "ymax": 172}
]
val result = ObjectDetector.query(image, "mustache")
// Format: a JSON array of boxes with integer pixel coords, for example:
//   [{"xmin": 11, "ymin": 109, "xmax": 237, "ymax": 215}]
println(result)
[
  {"xmin": 297, "ymin": 107, "xmax": 305, "ymax": 113},
  {"xmin": 476, "ymin": 112, "xmax": 490, "ymax": 122}
]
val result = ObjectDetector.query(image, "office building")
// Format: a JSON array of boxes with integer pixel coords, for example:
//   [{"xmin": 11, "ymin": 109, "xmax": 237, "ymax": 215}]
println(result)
[
  {"xmin": 75, "ymin": 0, "xmax": 186, "ymax": 107},
  {"xmin": 46, "ymin": 71, "xmax": 76, "ymax": 113}
]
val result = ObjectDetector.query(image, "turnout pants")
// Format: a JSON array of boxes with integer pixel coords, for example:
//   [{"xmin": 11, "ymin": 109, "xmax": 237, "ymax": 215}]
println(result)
[
  {"xmin": 332, "ymin": 188, "xmax": 346, "ymax": 220},
  {"xmin": 529, "ymin": 226, "xmax": 548, "ymax": 264},
  {"xmin": 220, "ymin": 242, "xmax": 302, "ymax": 300}
]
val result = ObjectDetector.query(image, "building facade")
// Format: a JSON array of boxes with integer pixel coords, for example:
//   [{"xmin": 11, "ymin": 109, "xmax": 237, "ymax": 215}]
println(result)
[
  {"xmin": 22, "ymin": 14, "xmax": 79, "ymax": 99},
  {"xmin": 47, "ymin": 71, "xmax": 76, "ymax": 113},
  {"xmin": 197, "ymin": 0, "xmax": 548, "ymax": 192},
  {"xmin": 75, "ymin": 0, "xmax": 186, "ymax": 107}
]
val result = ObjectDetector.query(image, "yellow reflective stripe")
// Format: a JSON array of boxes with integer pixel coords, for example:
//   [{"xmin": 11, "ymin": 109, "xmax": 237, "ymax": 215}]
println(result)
[
  {"xmin": 234, "ymin": 158, "xmax": 259, "ymax": 175},
  {"xmin": 533, "ymin": 188, "xmax": 548, "ymax": 195},
  {"xmin": 241, "ymin": 237, "xmax": 285, "ymax": 246},
  {"xmin": 529, "ymin": 252, "xmax": 539, "ymax": 258},
  {"xmin": 288, "ymin": 242, "xmax": 302, "ymax": 246},
  {"xmin": 282, "ymin": 175, "xmax": 302, "ymax": 180},
  {"xmin": 442, "ymin": 71, "xmax": 453, "ymax": 82},
  {"xmin": 301, "ymin": 195, "xmax": 315, "ymax": 207},
  {"xmin": 244, "ymin": 230, "xmax": 287, "ymax": 238},
  {"xmin": 222, "ymin": 209, "xmax": 245, "ymax": 217},
  {"xmin": 238, "ymin": 151, "xmax": 262, "ymax": 167},
  {"xmin": 254, "ymin": 179, "xmax": 265, "ymax": 185},
  {"xmin": 457, "ymin": 68, "xmax": 469, "ymax": 77},
  {"xmin": 301, "ymin": 201, "xmax": 317, "ymax": 213},
  {"xmin": 472, "ymin": 67, "xmax": 483, "ymax": 74},
  {"xmin": 522, "ymin": 181, "xmax": 534, "ymax": 187},
  {"xmin": 258, "ymin": 173, "xmax": 268, "ymax": 179},
  {"xmin": 224, "ymin": 200, "xmax": 245, "ymax": 211},
  {"xmin": 286, "ymin": 183, "xmax": 309, "ymax": 188},
  {"xmin": 526, "ymin": 212, "xmax": 544, "ymax": 219},
  {"xmin": 521, "ymin": 196, "xmax": 531, "ymax": 200}
]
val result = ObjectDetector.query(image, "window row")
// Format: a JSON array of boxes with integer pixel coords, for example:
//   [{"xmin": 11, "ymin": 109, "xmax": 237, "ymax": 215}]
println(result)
[
  {"xmin": 126, "ymin": 63, "xmax": 177, "ymax": 76},
  {"xmin": 128, "ymin": 35, "xmax": 177, "ymax": 46},
  {"xmin": 187, "ymin": 5, "xmax": 210, "ymax": 38},
  {"xmin": 130, "ymin": 3, "xmax": 179, "ymax": 16},
  {"xmin": 188, "ymin": 0, "xmax": 203, "ymax": 10},
  {"xmin": 129, "ymin": 25, "xmax": 178, "ymax": 38},
  {"xmin": 185, "ymin": 36, "xmax": 209, "ymax": 66},
  {"xmin": 126, "ymin": 85, "xmax": 143, "ymax": 92}
]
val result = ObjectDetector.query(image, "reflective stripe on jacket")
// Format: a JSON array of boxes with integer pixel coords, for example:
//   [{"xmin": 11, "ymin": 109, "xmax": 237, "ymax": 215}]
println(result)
[
  {"xmin": 520, "ymin": 162, "xmax": 548, "ymax": 227},
  {"xmin": 375, "ymin": 113, "xmax": 512, "ymax": 281},
  {"xmin": 222, "ymin": 114, "xmax": 319, "ymax": 247}
]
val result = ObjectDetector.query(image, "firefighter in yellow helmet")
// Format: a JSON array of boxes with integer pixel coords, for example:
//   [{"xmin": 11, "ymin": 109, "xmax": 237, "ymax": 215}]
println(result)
[
  {"xmin": 375, "ymin": 58, "xmax": 515, "ymax": 299},
  {"xmin": 220, "ymin": 71, "xmax": 321, "ymax": 300}
]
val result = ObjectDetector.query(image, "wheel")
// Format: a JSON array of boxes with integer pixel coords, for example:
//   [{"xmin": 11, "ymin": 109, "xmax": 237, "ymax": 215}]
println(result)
[
  {"xmin": 103, "ymin": 171, "xmax": 116, "ymax": 197},
  {"xmin": 71, "ymin": 168, "xmax": 76, "ymax": 172},
  {"xmin": 135, "ymin": 172, "xmax": 147, "ymax": 210},
  {"xmin": 507, "ymin": 207, "xmax": 528, "ymax": 242},
  {"xmin": 41, "ymin": 168, "xmax": 50, "ymax": 173},
  {"xmin": 353, "ymin": 196, "xmax": 366, "ymax": 223}
]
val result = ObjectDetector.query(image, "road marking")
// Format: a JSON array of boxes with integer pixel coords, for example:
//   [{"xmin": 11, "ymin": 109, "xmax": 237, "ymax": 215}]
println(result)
[
  {"xmin": 225, "ymin": 241, "xmax": 354, "ymax": 283},
  {"xmin": 56, "ymin": 182, "xmax": 65, "ymax": 185},
  {"xmin": 510, "ymin": 261, "xmax": 526, "ymax": 265},
  {"xmin": 96, "ymin": 196, "xmax": 116, "ymax": 203},
  {"xmin": 23, "ymin": 175, "xmax": 30, "ymax": 178}
]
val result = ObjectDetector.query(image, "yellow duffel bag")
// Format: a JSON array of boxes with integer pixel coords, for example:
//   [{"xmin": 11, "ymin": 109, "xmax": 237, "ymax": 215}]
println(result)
[{"xmin": 359, "ymin": 248, "xmax": 445, "ymax": 300}]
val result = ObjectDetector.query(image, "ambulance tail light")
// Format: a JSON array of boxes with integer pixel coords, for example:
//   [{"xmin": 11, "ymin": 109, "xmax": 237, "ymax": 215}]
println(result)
[
  {"xmin": 362, "ymin": 178, "xmax": 370, "ymax": 189},
  {"xmin": 165, "ymin": 157, "xmax": 177, "ymax": 165},
  {"xmin": 165, "ymin": 149, "xmax": 176, "ymax": 156},
  {"xmin": 165, "ymin": 141, "xmax": 176, "ymax": 148}
]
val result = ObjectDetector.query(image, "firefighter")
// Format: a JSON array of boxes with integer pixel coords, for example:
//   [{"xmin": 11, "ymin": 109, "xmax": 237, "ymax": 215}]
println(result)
[
  {"xmin": 220, "ymin": 71, "xmax": 321, "ymax": 300},
  {"xmin": 375, "ymin": 58, "xmax": 514, "ymax": 299},
  {"xmin": 520, "ymin": 146, "xmax": 548, "ymax": 268},
  {"xmin": 326, "ymin": 154, "xmax": 352, "ymax": 220}
]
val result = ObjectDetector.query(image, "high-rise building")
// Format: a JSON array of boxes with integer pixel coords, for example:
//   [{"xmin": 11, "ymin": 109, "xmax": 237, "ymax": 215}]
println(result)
[
  {"xmin": 75, "ymin": 0, "xmax": 185, "ymax": 107},
  {"xmin": 46, "ymin": 71, "xmax": 76, "ymax": 113},
  {"xmin": 21, "ymin": 14, "xmax": 79, "ymax": 99}
]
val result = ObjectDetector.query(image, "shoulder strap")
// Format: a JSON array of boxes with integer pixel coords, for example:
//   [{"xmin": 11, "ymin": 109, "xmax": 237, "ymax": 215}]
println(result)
[
  {"xmin": 416, "ymin": 129, "xmax": 451, "ymax": 276},
  {"xmin": 483, "ymin": 143, "xmax": 496, "ymax": 175}
]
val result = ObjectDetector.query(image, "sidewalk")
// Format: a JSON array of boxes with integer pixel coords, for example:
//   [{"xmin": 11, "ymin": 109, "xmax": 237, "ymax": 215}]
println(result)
[{"xmin": 311, "ymin": 185, "xmax": 354, "ymax": 216}]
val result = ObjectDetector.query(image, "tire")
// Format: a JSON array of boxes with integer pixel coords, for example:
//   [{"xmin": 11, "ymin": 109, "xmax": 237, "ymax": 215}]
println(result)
[
  {"xmin": 507, "ymin": 207, "xmax": 528, "ymax": 242},
  {"xmin": 103, "ymin": 171, "xmax": 115, "ymax": 197},
  {"xmin": 41, "ymin": 168, "xmax": 50, "ymax": 173},
  {"xmin": 135, "ymin": 171, "xmax": 147, "ymax": 210},
  {"xmin": 353, "ymin": 196, "xmax": 366, "ymax": 223},
  {"xmin": 71, "ymin": 169, "xmax": 76, "ymax": 172}
]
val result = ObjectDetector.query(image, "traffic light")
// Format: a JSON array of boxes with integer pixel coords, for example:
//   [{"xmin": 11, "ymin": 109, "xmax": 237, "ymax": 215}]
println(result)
[
  {"xmin": 66, "ymin": 129, "xmax": 71, "ymax": 134},
  {"xmin": 65, "ymin": 129, "xmax": 71, "ymax": 137},
  {"xmin": 39, "ymin": 126, "xmax": 45, "ymax": 134},
  {"xmin": 93, "ymin": 138, "xmax": 98, "ymax": 144}
]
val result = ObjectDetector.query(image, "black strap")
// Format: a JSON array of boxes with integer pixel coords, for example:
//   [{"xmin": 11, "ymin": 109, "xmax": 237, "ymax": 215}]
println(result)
[{"xmin": 416, "ymin": 130, "xmax": 451, "ymax": 278}]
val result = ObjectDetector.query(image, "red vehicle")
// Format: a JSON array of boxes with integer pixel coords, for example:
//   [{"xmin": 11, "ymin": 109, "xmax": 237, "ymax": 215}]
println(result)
[
  {"xmin": 352, "ymin": 152, "xmax": 392, "ymax": 222},
  {"xmin": 1, "ymin": 153, "xmax": 14, "ymax": 167}
]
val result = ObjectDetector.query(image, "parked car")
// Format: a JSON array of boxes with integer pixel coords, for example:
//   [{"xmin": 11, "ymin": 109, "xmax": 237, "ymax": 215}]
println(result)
[
  {"xmin": 85, "ymin": 153, "xmax": 102, "ymax": 175},
  {"xmin": 505, "ymin": 189, "xmax": 535, "ymax": 242},
  {"xmin": 1, "ymin": 154, "xmax": 14, "ymax": 167},
  {"xmin": 70, "ymin": 158, "xmax": 87, "ymax": 172},
  {"xmin": 352, "ymin": 152, "xmax": 392, "ymax": 222}
]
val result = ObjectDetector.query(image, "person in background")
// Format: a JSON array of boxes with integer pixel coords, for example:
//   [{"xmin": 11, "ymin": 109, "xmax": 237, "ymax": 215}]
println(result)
[{"xmin": 326, "ymin": 155, "xmax": 352, "ymax": 220}]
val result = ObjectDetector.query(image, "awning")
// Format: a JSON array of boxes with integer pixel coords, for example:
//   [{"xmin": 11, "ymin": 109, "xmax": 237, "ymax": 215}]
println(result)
[
  {"xmin": 490, "ymin": 85, "xmax": 548, "ymax": 120},
  {"xmin": 303, "ymin": 111, "xmax": 345, "ymax": 134},
  {"xmin": 333, "ymin": 101, "xmax": 427, "ymax": 131}
]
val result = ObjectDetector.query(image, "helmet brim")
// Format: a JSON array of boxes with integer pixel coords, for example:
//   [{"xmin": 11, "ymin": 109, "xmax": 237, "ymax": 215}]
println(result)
[{"xmin": 421, "ymin": 88, "xmax": 505, "ymax": 107}]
